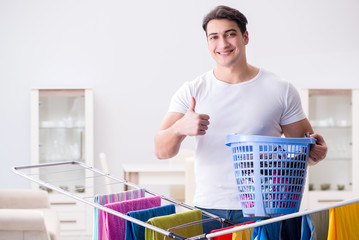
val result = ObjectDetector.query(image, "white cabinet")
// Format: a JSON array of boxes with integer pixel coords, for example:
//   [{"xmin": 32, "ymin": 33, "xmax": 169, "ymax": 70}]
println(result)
[
  {"xmin": 301, "ymin": 89, "xmax": 359, "ymax": 209},
  {"xmin": 30, "ymin": 89, "xmax": 93, "ymax": 239}
]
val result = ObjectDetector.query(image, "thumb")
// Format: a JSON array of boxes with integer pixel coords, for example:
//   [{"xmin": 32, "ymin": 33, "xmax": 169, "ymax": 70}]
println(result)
[{"xmin": 189, "ymin": 96, "xmax": 196, "ymax": 112}]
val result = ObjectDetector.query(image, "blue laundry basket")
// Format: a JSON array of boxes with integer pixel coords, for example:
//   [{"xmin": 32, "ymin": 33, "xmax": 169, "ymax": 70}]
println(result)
[{"xmin": 226, "ymin": 134, "xmax": 316, "ymax": 217}]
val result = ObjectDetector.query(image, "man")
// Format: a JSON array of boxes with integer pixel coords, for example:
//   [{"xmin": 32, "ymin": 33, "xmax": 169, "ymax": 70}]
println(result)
[{"xmin": 154, "ymin": 5, "xmax": 327, "ymax": 231}]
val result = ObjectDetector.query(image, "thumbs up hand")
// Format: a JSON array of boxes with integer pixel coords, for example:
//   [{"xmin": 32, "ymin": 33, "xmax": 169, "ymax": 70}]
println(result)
[{"xmin": 177, "ymin": 97, "xmax": 210, "ymax": 136}]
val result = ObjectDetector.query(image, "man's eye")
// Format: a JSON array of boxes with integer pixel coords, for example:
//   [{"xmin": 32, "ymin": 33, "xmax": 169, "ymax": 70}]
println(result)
[
  {"xmin": 227, "ymin": 33, "xmax": 236, "ymax": 37},
  {"xmin": 209, "ymin": 36, "xmax": 218, "ymax": 40}
]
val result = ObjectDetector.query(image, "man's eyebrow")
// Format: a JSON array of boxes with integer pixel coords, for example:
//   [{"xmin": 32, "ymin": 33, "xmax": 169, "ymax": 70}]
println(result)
[
  {"xmin": 207, "ymin": 28, "xmax": 238, "ymax": 37},
  {"xmin": 207, "ymin": 32, "xmax": 218, "ymax": 37},
  {"xmin": 225, "ymin": 29, "xmax": 237, "ymax": 33}
]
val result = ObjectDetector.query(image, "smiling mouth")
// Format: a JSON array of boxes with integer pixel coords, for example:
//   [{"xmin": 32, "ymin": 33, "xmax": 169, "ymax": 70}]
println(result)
[{"xmin": 217, "ymin": 49, "xmax": 234, "ymax": 56}]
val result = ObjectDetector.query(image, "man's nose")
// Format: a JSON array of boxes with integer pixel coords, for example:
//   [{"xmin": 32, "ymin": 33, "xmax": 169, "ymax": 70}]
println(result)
[{"xmin": 218, "ymin": 36, "xmax": 230, "ymax": 48}]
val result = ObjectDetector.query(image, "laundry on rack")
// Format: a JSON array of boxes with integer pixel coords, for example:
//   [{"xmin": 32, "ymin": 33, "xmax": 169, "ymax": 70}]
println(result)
[
  {"xmin": 145, "ymin": 209, "xmax": 203, "ymax": 240},
  {"xmin": 94, "ymin": 188, "xmax": 146, "ymax": 240},
  {"xmin": 125, "ymin": 204, "xmax": 176, "ymax": 240},
  {"xmin": 280, "ymin": 216, "xmax": 302, "ymax": 239},
  {"xmin": 301, "ymin": 214, "xmax": 315, "ymax": 240},
  {"xmin": 15, "ymin": 161, "xmax": 359, "ymax": 240},
  {"xmin": 327, "ymin": 201, "xmax": 359, "ymax": 240},
  {"xmin": 252, "ymin": 215, "xmax": 314, "ymax": 240},
  {"xmin": 252, "ymin": 220, "xmax": 281, "ymax": 240},
  {"xmin": 209, "ymin": 221, "xmax": 255, "ymax": 240},
  {"xmin": 309, "ymin": 209, "xmax": 328, "ymax": 240},
  {"xmin": 232, "ymin": 227, "xmax": 253, "ymax": 240},
  {"xmin": 104, "ymin": 195, "xmax": 161, "ymax": 240}
]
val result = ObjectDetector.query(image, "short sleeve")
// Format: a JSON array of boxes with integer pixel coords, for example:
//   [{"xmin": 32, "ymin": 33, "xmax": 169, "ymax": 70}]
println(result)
[
  {"xmin": 280, "ymin": 83, "xmax": 307, "ymax": 125},
  {"xmin": 168, "ymin": 82, "xmax": 194, "ymax": 114}
]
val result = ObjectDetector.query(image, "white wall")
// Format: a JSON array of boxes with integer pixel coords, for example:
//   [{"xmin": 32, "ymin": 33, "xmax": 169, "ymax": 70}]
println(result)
[{"xmin": 1, "ymin": 0, "xmax": 359, "ymax": 189}]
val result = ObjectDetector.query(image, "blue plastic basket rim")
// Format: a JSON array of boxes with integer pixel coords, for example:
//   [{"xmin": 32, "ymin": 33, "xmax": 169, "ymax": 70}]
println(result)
[{"xmin": 226, "ymin": 134, "xmax": 316, "ymax": 146}]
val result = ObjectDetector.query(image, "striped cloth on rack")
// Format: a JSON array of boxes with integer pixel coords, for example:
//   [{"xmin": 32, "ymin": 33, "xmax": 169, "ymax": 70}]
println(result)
[
  {"xmin": 104, "ymin": 195, "xmax": 162, "ymax": 240},
  {"xmin": 93, "ymin": 188, "xmax": 146, "ymax": 240}
]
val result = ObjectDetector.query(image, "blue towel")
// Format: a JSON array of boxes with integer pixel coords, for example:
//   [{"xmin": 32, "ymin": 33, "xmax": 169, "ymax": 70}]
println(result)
[
  {"xmin": 125, "ymin": 204, "xmax": 176, "ymax": 240},
  {"xmin": 301, "ymin": 215, "xmax": 315, "ymax": 240},
  {"xmin": 252, "ymin": 220, "xmax": 281, "ymax": 240},
  {"xmin": 251, "ymin": 215, "xmax": 315, "ymax": 240}
]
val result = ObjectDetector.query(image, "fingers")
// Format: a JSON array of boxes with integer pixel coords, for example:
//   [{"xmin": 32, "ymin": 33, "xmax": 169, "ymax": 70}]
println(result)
[
  {"xmin": 194, "ymin": 114, "xmax": 210, "ymax": 135},
  {"xmin": 183, "ymin": 97, "xmax": 210, "ymax": 136},
  {"xmin": 189, "ymin": 96, "xmax": 196, "ymax": 112},
  {"xmin": 198, "ymin": 118, "xmax": 209, "ymax": 134},
  {"xmin": 308, "ymin": 133, "xmax": 328, "ymax": 166},
  {"xmin": 310, "ymin": 133, "xmax": 324, "ymax": 144},
  {"xmin": 200, "ymin": 118, "xmax": 210, "ymax": 125}
]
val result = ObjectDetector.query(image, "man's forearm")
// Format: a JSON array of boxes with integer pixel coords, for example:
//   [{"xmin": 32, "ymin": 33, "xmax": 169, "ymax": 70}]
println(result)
[{"xmin": 154, "ymin": 125, "xmax": 186, "ymax": 159}]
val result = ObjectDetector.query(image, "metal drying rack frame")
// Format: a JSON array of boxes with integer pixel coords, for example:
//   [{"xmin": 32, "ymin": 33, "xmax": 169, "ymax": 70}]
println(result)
[
  {"xmin": 12, "ymin": 161, "xmax": 359, "ymax": 239},
  {"xmin": 13, "ymin": 161, "xmax": 229, "ymax": 240}
]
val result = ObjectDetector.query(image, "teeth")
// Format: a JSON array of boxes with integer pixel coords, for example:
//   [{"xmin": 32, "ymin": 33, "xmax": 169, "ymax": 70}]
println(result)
[{"xmin": 218, "ymin": 50, "xmax": 232, "ymax": 55}]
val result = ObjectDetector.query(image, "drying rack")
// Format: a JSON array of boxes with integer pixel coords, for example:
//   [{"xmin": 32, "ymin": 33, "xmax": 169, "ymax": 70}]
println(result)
[{"xmin": 12, "ymin": 161, "xmax": 359, "ymax": 239}]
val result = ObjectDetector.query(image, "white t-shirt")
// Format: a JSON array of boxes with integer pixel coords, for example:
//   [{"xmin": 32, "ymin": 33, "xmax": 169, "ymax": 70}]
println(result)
[{"xmin": 168, "ymin": 69, "xmax": 306, "ymax": 209}]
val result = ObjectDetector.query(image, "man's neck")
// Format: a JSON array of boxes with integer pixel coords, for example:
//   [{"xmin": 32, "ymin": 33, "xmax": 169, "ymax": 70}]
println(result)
[{"xmin": 214, "ymin": 64, "xmax": 259, "ymax": 84}]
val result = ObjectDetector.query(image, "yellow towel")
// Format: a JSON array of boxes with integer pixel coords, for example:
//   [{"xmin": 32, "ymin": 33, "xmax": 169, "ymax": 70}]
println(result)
[
  {"xmin": 232, "ymin": 228, "xmax": 253, "ymax": 240},
  {"xmin": 145, "ymin": 209, "xmax": 203, "ymax": 240},
  {"xmin": 327, "ymin": 202, "xmax": 359, "ymax": 240}
]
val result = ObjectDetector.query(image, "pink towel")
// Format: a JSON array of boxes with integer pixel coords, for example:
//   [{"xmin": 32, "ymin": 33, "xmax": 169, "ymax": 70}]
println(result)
[
  {"xmin": 104, "ymin": 195, "xmax": 161, "ymax": 240},
  {"xmin": 94, "ymin": 189, "xmax": 145, "ymax": 240}
]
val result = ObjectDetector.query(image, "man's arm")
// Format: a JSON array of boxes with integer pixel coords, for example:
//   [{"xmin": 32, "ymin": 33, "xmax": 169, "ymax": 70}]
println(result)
[
  {"xmin": 154, "ymin": 112, "xmax": 186, "ymax": 159},
  {"xmin": 281, "ymin": 118, "xmax": 327, "ymax": 166},
  {"xmin": 154, "ymin": 97, "xmax": 210, "ymax": 159}
]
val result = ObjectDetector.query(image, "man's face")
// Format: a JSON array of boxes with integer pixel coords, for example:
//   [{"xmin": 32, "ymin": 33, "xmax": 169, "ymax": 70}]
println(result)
[{"xmin": 206, "ymin": 19, "xmax": 248, "ymax": 68}]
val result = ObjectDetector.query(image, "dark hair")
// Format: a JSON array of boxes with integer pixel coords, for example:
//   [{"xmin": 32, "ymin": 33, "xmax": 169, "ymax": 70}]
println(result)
[{"xmin": 202, "ymin": 5, "xmax": 248, "ymax": 35}]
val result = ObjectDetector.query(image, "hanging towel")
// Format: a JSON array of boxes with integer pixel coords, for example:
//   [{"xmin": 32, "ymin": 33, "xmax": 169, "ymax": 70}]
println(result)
[
  {"xmin": 279, "ymin": 217, "xmax": 302, "ymax": 240},
  {"xmin": 252, "ymin": 220, "xmax": 281, "ymax": 240},
  {"xmin": 252, "ymin": 215, "xmax": 315, "ymax": 240},
  {"xmin": 125, "ymin": 204, "xmax": 176, "ymax": 240},
  {"xmin": 104, "ymin": 195, "xmax": 161, "ymax": 240},
  {"xmin": 145, "ymin": 209, "xmax": 203, "ymax": 240},
  {"xmin": 94, "ymin": 188, "xmax": 146, "ymax": 240},
  {"xmin": 309, "ymin": 210, "xmax": 329, "ymax": 240},
  {"xmin": 327, "ymin": 202, "xmax": 359, "ymax": 240},
  {"xmin": 301, "ymin": 214, "xmax": 315, "ymax": 240},
  {"xmin": 209, "ymin": 221, "xmax": 256, "ymax": 240},
  {"xmin": 232, "ymin": 228, "xmax": 253, "ymax": 240},
  {"xmin": 210, "ymin": 225, "xmax": 236, "ymax": 240}
]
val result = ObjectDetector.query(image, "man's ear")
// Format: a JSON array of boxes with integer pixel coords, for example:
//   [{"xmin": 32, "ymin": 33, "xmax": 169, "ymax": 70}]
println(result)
[{"xmin": 243, "ymin": 31, "xmax": 249, "ymax": 45}]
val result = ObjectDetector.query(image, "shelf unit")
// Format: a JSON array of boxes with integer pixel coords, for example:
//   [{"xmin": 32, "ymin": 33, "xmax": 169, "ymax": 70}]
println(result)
[
  {"xmin": 30, "ymin": 89, "xmax": 93, "ymax": 239},
  {"xmin": 301, "ymin": 89, "xmax": 359, "ymax": 209}
]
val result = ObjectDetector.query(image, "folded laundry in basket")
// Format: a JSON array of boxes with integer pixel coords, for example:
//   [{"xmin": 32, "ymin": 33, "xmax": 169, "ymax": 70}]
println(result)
[
  {"xmin": 145, "ymin": 209, "xmax": 203, "ymax": 240},
  {"xmin": 125, "ymin": 204, "xmax": 176, "ymax": 240},
  {"xmin": 104, "ymin": 195, "xmax": 161, "ymax": 240},
  {"xmin": 94, "ymin": 188, "xmax": 146, "ymax": 240}
]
